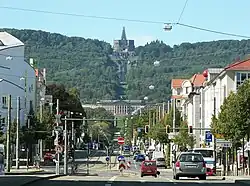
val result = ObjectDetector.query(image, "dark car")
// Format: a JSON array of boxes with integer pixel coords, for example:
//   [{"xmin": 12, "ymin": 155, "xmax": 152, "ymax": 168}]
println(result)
[{"xmin": 136, "ymin": 154, "xmax": 145, "ymax": 162}]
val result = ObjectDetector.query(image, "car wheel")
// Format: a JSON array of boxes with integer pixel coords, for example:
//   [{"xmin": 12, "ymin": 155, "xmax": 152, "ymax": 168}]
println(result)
[
  {"xmin": 141, "ymin": 173, "xmax": 144, "ymax": 177},
  {"xmin": 176, "ymin": 175, "xmax": 180, "ymax": 180},
  {"xmin": 154, "ymin": 174, "xmax": 157, "ymax": 178},
  {"xmin": 199, "ymin": 175, "xmax": 206, "ymax": 180}
]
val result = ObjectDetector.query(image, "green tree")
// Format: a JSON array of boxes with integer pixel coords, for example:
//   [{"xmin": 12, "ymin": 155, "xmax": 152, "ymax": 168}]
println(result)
[{"xmin": 173, "ymin": 119, "xmax": 196, "ymax": 151}]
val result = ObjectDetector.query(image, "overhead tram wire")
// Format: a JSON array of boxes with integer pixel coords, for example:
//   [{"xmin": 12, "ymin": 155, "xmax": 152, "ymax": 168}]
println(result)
[
  {"xmin": 0, "ymin": 6, "xmax": 164, "ymax": 25},
  {"xmin": 0, "ymin": 6, "xmax": 250, "ymax": 39},
  {"xmin": 177, "ymin": 0, "xmax": 189, "ymax": 23},
  {"xmin": 176, "ymin": 23, "xmax": 250, "ymax": 39}
]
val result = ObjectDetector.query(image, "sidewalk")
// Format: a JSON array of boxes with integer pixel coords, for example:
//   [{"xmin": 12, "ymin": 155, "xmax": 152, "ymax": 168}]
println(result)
[{"xmin": 5, "ymin": 166, "xmax": 44, "ymax": 175}]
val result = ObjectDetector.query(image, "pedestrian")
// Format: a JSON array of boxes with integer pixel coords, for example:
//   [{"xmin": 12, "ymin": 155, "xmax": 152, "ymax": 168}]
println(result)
[
  {"xmin": 34, "ymin": 153, "xmax": 41, "ymax": 169},
  {"xmin": 0, "ymin": 152, "xmax": 4, "ymax": 175}
]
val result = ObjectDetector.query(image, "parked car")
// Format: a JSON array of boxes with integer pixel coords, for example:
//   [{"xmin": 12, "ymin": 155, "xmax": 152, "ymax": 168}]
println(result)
[{"xmin": 172, "ymin": 152, "xmax": 206, "ymax": 180}]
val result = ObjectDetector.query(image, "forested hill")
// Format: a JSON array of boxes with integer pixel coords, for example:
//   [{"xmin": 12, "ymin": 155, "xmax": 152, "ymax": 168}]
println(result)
[
  {"xmin": 1, "ymin": 28, "xmax": 120, "ymax": 103},
  {"xmin": 126, "ymin": 40, "xmax": 250, "ymax": 102},
  {"xmin": 2, "ymin": 28, "xmax": 250, "ymax": 103}
]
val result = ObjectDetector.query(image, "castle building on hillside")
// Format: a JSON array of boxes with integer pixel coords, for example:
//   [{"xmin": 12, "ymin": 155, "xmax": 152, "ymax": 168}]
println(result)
[{"xmin": 113, "ymin": 27, "xmax": 135, "ymax": 55}]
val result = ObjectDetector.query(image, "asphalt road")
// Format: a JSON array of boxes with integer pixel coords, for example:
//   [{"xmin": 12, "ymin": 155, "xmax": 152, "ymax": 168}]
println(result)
[{"xmin": 24, "ymin": 155, "xmax": 246, "ymax": 186}]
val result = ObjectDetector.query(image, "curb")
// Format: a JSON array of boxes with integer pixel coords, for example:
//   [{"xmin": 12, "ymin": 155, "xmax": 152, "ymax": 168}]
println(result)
[
  {"xmin": 5, "ymin": 170, "xmax": 44, "ymax": 175},
  {"xmin": 20, "ymin": 174, "xmax": 64, "ymax": 186}
]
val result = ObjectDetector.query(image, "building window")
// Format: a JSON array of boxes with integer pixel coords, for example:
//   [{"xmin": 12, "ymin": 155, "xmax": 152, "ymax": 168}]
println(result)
[
  {"xmin": 177, "ymin": 88, "xmax": 181, "ymax": 95},
  {"xmin": 2, "ymin": 96, "xmax": 7, "ymax": 107},
  {"xmin": 236, "ymin": 72, "xmax": 250, "ymax": 88},
  {"xmin": 185, "ymin": 87, "xmax": 188, "ymax": 94}
]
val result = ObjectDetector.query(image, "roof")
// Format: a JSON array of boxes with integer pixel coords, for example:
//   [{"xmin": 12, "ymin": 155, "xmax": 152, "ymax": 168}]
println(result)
[
  {"xmin": 171, "ymin": 79, "xmax": 186, "ymax": 88},
  {"xmin": 171, "ymin": 95, "xmax": 183, "ymax": 99},
  {"xmin": 190, "ymin": 74, "xmax": 206, "ymax": 87},
  {"xmin": 225, "ymin": 58, "xmax": 250, "ymax": 71},
  {"xmin": 0, "ymin": 32, "xmax": 24, "ymax": 47}
]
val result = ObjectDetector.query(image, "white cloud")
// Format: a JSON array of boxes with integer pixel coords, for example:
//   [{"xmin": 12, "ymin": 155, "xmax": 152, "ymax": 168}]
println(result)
[{"xmin": 132, "ymin": 35, "xmax": 156, "ymax": 47}]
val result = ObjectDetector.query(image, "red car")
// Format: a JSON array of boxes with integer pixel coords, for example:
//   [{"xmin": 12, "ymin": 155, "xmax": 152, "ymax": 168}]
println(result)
[{"xmin": 140, "ymin": 160, "xmax": 160, "ymax": 177}]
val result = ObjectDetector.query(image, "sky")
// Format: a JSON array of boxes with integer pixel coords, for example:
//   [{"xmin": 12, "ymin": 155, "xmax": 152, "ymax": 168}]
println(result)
[{"xmin": 0, "ymin": 0, "xmax": 250, "ymax": 47}]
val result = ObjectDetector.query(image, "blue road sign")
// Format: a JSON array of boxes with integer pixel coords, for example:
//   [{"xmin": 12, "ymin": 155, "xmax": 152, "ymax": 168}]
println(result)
[
  {"xmin": 205, "ymin": 131, "xmax": 212, "ymax": 142},
  {"xmin": 118, "ymin": 155, "xmax": 125, "ymax": 161},
  {"xmin": 106, "ymin": 156, "xmax": 110, "ymax": 161}
]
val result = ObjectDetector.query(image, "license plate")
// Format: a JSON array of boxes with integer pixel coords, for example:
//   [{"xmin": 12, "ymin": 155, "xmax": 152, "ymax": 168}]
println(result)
[
  {"xmin": 187, "ymin": 165, "xmax": 196, "ymax": 168},
  {"xmin": 147, "ymin": 170, "xmax": 152, "ymax": 172}
]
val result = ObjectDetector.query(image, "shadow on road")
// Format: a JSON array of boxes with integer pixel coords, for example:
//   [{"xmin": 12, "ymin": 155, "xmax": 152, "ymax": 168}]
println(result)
[{"xmin": 24, "ymin": 179, "xmax": 242, "ymax": 186}]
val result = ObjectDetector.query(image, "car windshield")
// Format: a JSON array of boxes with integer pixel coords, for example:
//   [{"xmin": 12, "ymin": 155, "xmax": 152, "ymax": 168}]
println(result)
[
  {"xmin": 144, "ymin": 161, "xmax": 156, "ymax": 166},
  {"xmin": 193, "ymin": 150, "xmax": 213, "ymax": 158},
  {"xmin": 179, "ymin": 154, "xmax": 203, "ymax": 162}
]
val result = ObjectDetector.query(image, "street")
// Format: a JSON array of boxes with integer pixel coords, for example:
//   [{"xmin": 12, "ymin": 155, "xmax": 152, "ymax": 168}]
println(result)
[{"xmin": 21, "ymin": 156, "xmax": 246, "ymax": 186}]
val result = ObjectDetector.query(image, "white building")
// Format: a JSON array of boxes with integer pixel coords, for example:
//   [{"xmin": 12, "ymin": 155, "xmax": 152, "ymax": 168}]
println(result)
[
  {"xmin": 179, "ymin": 59, "xmax": 250, "ymax": 147},
  {"xmin": 171, "ymin": 78, "xmax": 187, "ymax": 113},
  {"xmin": 201, "ymin": 60, "xmax": 250, "ymax": 137},
  {"xmin": 0, "ymin": 32, "xmax": 36, "ymax": 129}
]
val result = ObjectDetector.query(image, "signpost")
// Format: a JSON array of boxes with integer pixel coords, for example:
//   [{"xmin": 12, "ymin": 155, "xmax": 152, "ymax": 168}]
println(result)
[
  {"xmin": 216, "ymin": 139, "xmax": 232, "ymax": 148},
  {"xmin": 118, "ymin": 137, "xmax": 124, "ymax": 145},
  {"xmin": 105, "ymin": 156, "xmax": 110, "ymax": 162},
  {"xmin": 205, "ymin": 131, "xmax": 212, "ymax": 142}
]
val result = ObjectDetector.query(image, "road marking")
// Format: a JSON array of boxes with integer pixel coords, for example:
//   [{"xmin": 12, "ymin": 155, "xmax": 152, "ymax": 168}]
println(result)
[{"xmin": 109, "ymin": 175, "xmax": 118, "ymax": 182}]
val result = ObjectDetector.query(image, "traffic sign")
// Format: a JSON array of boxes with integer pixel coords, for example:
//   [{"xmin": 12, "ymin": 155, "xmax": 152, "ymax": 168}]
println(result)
[
  {"xmin": 55, "ymin": 145, "xmax": 63, "ymax": 153},
  {"xmin": 216, "ymin": 139, "xmax": 232, "ymax": 148},
  {"xmin": 205, "ymin": 131, "xmax": 212, "ymax": 142},
  {"xmin": 118, "ymin": 155, "xmax": 125, "ymax": 161},
  {"xmin": 106, "ymin": 156, "xmax": 110, "ymax": 162},
  {"xmin": 55, "ymin": 114, "xmax": 62, "ymax": 124},
  {"xmin": 117, "ymin": 137, "xmax": 125, "ymax": 145}
]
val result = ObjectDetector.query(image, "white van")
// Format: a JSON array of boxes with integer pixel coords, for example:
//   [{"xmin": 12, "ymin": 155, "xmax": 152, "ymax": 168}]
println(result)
[{"xmin": 152, "ymin": 151, "xmax": 166, "ymax": 168}]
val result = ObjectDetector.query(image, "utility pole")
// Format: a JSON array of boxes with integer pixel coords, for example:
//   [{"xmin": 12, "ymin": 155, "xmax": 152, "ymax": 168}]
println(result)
[
  {"xmin": 213, "ymin": 97, "xmax": 217, "ymax": 175},
  {"xmin": 167, "ymin": 100, "xmax": 170, "ymax": 114},
  {"xmin": 172, "ymin": 99, "xmax": 176, "ymax": 134},
  {"xmin": 16, "ymin": 96, "xmax": 20, "ymax": 169},
  {"xmin": 162, "ymin": 102, "xmax": 165, "ymax": 119},
  {"xmin": 55, "ymin": 99, "xmax": 60, "ymax": 175},
  {"xmin": 6, "ymin": 95, "xmax": 11, "ymax": 172},
  {"xmin": 64, "ymin": 116, "xmax": 68, "ymax": 175}
]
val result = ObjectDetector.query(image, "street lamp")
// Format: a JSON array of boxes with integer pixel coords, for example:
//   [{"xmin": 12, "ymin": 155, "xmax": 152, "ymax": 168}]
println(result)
[
  {"xmin": 49, "ymin": 102, "xmax": 53, "ymax": 114},
  {"xmin": 153, "ymin": 61, "xmax": 160, "ymax": 67},
  {"xmin": 149, "ymin": 85, "xmax": 155, "ymax": 90}
]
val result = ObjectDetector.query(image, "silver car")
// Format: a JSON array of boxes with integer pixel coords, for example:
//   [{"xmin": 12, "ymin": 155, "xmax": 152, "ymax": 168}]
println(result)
[{"xmin": 172, "ymin": 152, "xmax": 206, "ymax": 180}]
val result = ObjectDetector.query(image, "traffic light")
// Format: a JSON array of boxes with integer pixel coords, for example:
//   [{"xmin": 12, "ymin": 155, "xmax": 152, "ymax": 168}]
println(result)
[
  {"xmin": 166, "ymin": 125, "xmax": 170, "ymax": 133},
  {"xmin": 189, "ymin": 126, "xmax": 193, "ymax": 134},
  {"xmin": 145, "ymin": 125, "xmax": 149, "ymax": 133}
]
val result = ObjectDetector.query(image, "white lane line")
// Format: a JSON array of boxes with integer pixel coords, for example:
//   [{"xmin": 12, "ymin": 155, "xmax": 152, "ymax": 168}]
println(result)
[{"xmin": 109, "ymin": 175, "xmax": 118, "ymax": 182}]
